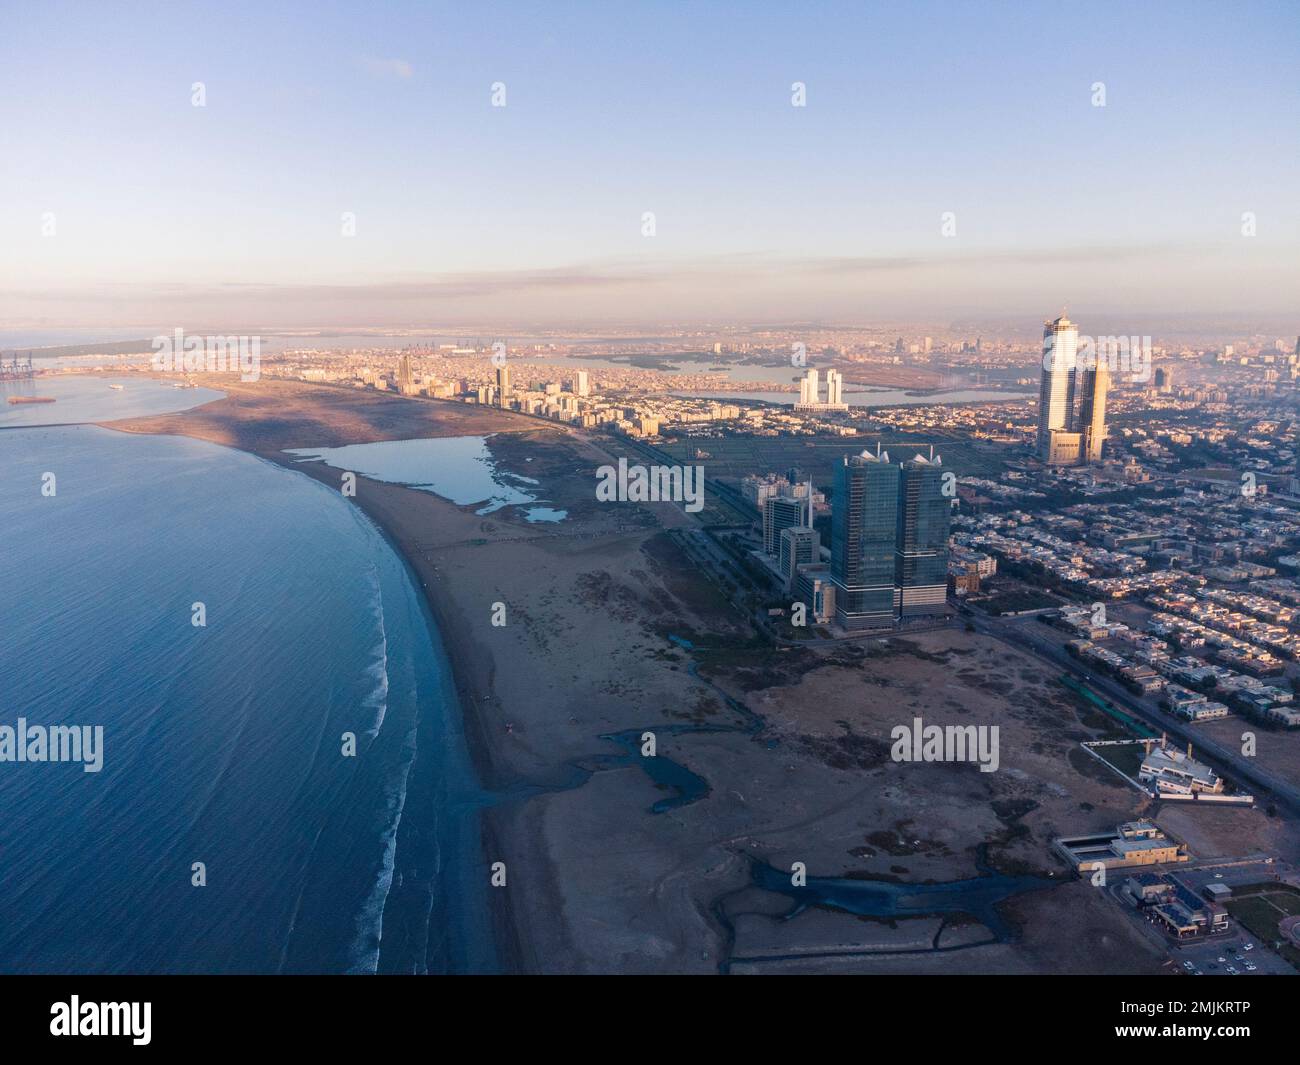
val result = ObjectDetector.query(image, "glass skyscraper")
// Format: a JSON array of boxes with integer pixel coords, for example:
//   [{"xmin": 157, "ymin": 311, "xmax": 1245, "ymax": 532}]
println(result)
[
  {"xmin": 895, "ymin": 454, "xmax": 951, "ymax": 616},
  {"xmin": 831, "ymin": 449, "xmax": 900, "ymax": 628}
]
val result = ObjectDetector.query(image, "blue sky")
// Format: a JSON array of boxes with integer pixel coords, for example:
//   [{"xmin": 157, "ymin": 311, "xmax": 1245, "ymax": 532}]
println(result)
[{"xmin": 1, "ymin": 0, "xmax": 1296, "ymax": 329}]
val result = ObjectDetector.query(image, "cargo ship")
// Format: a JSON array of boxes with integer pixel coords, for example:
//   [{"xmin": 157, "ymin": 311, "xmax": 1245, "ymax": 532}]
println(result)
[{"xmin": 7, "ymin": 395, "xmax": 57, "ymax": 405}]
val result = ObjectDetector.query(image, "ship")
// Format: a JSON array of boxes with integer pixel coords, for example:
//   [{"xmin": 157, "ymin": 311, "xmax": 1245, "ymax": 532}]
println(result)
[{"xmin": 7, "ymin": 395, "xmax": 56, "ymax": 404}]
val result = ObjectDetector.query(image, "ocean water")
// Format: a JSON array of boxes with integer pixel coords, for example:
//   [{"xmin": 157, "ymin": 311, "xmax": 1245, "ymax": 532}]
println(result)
[
  {"xmin": 0, "ymin": 425, "xmax": 494, "ymax": 973},
  {"xmin": 0, "ymin": 375, "xmax": 225, "ymax": 427},
  {"xmin": 286, "ymin": 436, "xmax": 568, "ymax": 522}
]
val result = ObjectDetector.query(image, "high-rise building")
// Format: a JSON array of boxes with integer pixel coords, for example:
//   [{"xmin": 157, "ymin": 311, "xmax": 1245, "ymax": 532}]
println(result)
[
  {"xmin": 397, "ymin": 354, "xmax": 415, "ymax": 395},
  {"xmin": 798, "ymin": 367, "xmax": 820, "ymax": 405},
  {"xmin": 779, "ymin": 526, "xmax": 820, "ymax": 592},
  {"xmin": 763, "ymin": 494, "xmax": 805, "ymax": 556},
  {"xmin": 831, "ymin": 448, "xmax": 900, "ymax": 629},
  {"xmin": 573, "ymin": 370, "xmax": 589, "ymax": 397},
  {"xmin": 895, "ymin": 452, "xmax": 951, "ymax": 617},
  {"xmin": 1038, "ymin": 315, "xmax": 1078, "ymax": 464},
  {"xmin": 1078, "ymin": 362, "xmax": 1109, "ymax": 463},
  {"xmin": 826, "ymin": 369, "xmax": 843, "ymax": 406},
  {"xmin": 496, "ymin": 364, "xmax": 512, "ymax": 407}
]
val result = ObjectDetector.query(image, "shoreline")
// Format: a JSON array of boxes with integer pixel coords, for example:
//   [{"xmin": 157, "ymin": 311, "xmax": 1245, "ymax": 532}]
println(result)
[
  {"xmin": 256, "ymin": 448, "xmax": 538, "ymax": 975},
  {"xmin": 95, "ymin": 380, "xmax": 576, "ymax": 972}
]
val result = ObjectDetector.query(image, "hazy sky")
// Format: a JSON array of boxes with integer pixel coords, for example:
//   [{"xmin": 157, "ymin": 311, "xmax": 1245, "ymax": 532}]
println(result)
[{"xmin": 2, "ymin": 1, "xmax": 1297, "ymax": 331}]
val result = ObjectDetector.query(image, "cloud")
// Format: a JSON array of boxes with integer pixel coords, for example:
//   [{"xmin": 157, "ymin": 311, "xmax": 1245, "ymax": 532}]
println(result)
[
  {"xmin": 4, "ymin": 240, "xmax": 1294, "ymax": 329},
  {"xmin": 360, "ymin": 55, "xmax": 414, "ymax": 80}
]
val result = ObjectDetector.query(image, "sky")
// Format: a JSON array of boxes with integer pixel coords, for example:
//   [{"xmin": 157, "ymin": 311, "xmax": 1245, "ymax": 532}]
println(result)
[{"xmin": 1, "ymin": 0, "xmax": 1297, "ymax": 333}]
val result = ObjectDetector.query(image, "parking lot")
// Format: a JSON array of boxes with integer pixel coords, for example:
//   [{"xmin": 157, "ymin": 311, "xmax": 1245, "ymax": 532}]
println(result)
[{"xmin": 1105, "ymin": 859, "xmax": 1298, "ymax": 976}]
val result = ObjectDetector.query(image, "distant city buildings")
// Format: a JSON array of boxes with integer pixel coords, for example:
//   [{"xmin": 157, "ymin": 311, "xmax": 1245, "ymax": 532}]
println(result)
[{"xmin": 795, "ymin": 366, "xmax": 848, "ymax": 412}]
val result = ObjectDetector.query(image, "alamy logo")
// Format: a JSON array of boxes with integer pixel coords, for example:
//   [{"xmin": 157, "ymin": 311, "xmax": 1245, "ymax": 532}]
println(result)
[
  {"xmin": 890, "ymin": 717, "xmax": 999, "ymax": 773},
  {"xmin": 0, "ymin": 719, "xmax": 103, "ymax": 772},
  {"xmin": 1043, "ymin": 334, "xmax": 1151, "ymax": 383},
  {"xmin": 50, "ymin": 997, "xmax": 150, "ymax": 1045},
  {"xmin": 595, "ymin": 457, "xmax": 704, "ymax": 513},
  {"xmin": 151, "ymin": 328, "xmax": 261, "ymax": 381}
]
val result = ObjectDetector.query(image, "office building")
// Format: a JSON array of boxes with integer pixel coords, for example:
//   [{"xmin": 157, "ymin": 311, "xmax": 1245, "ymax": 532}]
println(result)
[
  {"xmin": 496, "ymin": 364, "xmax": 513, "ymax": 407},
  {"xmin": 795, "ymin": 565, "xmax": 836, "ymax": 624},
  {"xmin": 831, "ymin": 448, "xmax": 900, "ymax": 628},
  {"xmin": 895, "ymin": 452, "xmax": 951, "ymax": 616},
  {"xmin": 573, "ymin": 370, "xmax": 589, "ymax": 397},
  {"xmin": 779, "ymin": 526, "xmax": 820, "ymax": 592},
  {"xmin": 1038, "ymin": 314, "xmax": 1079, "ymax": 464},
  {"xmin": 795, "ymin": 366, "xmax": 847, "ymax": 411},
  {"xmin": 764, "ymin": 494, "xmax": 805, "ymax": 556},
  {"xmin": 798, "ymin": 367, "xmax": 820, "ymax": 406},
  {"xmin": 1078, "ymin": 361, "xmax": 1109, "ymax": 464},
  {"xmin": 1036, "ymin": 313, "xmax": 1108, "ymax": 466},
  {"xmin": 826, "ymin": 369, "xmax": 843, "ymax": 406}
]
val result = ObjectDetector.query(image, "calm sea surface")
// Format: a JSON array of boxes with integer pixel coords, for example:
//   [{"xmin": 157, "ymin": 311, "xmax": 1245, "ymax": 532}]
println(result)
[
  {"xmin": 0, "ymin": 425, "xmax": 494, "ymax": 973},
  {"xmin": 0, "ymin": 375, "xmax": 225, "ymax": 427}
]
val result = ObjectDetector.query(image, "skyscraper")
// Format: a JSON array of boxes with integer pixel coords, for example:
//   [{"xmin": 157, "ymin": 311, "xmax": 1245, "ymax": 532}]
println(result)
[
  {"xmin": 831, "ymin": 448, "xmax": 900, "ymax": 629},
  {"xmin": 764, "ymin": 494, "xmax": 805, "ymax": 556},
  {"xmin": 779, "ymin": 525, "xmax": 820, "ymax": 592},
  {"xmin": 1038, "ymin": 315, "xmax": 1079, "ymax": 464},
  {"xmin": 397, "ymin": 354, "xmax": 414, "ymax": 395},
  {"xmin": 798, "ymin": 367, "xmax": 820, "ymax": 405},
  {"xmin": 1078, "ymin": 361, "xmax": 1109, "ymax": 464},
  {"xmin": 826, "ymin": 369, "xmax": 843, "ymax": 406},
  {"xmin": 496, "ymin": 364, "xmax": 512, "ymax": 407},
  {"xmin": 895, "ymin": 452, "xmax": 951, "ymax": 616},
  {"xmin": 573, "ymin": 370, "xmax": 589, "ymax": 397}
]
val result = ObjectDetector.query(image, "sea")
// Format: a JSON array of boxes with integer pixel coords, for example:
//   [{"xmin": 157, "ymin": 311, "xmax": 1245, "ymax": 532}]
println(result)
[{"xmin": 0, "ymin": 387, "xmax": 495, "ymax": 973}]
